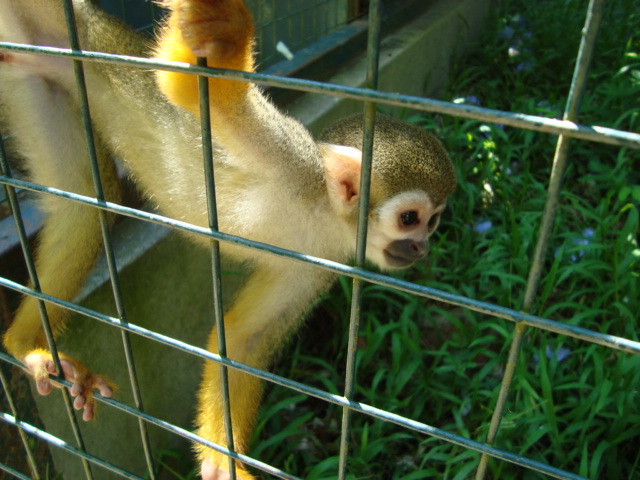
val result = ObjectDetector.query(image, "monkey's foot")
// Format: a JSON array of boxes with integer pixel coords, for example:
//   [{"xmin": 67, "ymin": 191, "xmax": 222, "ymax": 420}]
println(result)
[
  {"xmin": 170, "ymin": 0, "xmax": 254, "ymax": 63},
  {"xmin": 201, "ymin": 456, "xmax": 256, "ymax": 480},
  {"xmin": 23, "ymin": 349, "xmax": 115, "ymax": 421}
]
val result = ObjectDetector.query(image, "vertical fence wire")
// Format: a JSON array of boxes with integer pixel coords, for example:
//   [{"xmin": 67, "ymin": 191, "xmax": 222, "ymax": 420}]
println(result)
[
  {"xmin": 0, "ymin": 135, "xmax": 41, "ymax": 480},
  {"xmin": 0, "ymin": 136, "xmax": 94, "ymax": 479},
  {"xmin": 0, "ymin": 311, "xmax": 40, "ymax": 479},
  {"xmin": 60, "ymin": 1, "xmax": 157, "ymax": 477},
  {"xmin": 474, "ymin": 0, "xmax": 607, "ymax": 478},
  {"xmin": 197, "ymin": 56, "xmax": 238, "ymax": 480},
  {"xmin": 337, "ymin": 0, "xmax": 382, "ymax": 478}
]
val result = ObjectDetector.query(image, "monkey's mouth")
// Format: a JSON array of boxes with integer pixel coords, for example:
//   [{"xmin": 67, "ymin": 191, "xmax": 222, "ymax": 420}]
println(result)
[
  {"xmin": 383, "ymin": 249, "xmax": 418, "ymax": 269},
  {"xmin": 382, "ymin": 239, "xmax": 428, "ymax": 269}
]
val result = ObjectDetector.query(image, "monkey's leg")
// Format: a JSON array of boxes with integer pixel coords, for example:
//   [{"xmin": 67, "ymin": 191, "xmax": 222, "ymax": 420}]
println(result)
[
  {"xmin": 196, "ymin": 265, "xmax": 333, "ymax": 480},
  {"xmin": 154, "ymin": 0, "xmax": 255, "ymax": 117},
  {"xmin": 1, "ymin": 72, "xmax": 121, "ymax": 420}
]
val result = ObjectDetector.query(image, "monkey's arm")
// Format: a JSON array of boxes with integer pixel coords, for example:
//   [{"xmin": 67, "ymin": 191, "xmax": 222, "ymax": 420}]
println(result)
[
  {"xmin": 195, "ymin": 263, "xmax": 334, "ymax": 480},
  {"xmin": 154, "ymin": 0, "xmax": 324, "ymax": 179}
]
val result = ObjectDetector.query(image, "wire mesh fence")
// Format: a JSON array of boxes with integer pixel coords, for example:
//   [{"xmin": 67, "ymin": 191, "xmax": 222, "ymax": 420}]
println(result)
[{"xmin": 1, "ymin": 0, "xmax": 639, "ymax": 479}]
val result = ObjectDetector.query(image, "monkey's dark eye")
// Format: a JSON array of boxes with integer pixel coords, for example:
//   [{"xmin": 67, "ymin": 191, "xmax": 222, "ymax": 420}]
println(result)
[{"xmin": 401, "ymin": 211, "xmax": 419, "ymax": 226}]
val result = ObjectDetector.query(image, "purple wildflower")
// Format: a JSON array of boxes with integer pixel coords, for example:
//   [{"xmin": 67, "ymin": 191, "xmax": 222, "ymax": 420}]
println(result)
[{"xmin": 474, "ymin": 219, "xmax": 493, "ymax": 234}]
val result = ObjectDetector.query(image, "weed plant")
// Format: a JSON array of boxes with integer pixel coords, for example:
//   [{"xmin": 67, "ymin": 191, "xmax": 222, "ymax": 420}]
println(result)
[{"xmin": 249, "ymin": 0, "xmax": 640, "ymax": 479}]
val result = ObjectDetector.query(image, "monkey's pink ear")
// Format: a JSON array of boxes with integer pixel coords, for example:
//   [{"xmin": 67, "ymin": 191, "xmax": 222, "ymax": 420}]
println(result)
[{"xmin": 322, "ymin": 144, "xmax": 362, "ymax": 216}]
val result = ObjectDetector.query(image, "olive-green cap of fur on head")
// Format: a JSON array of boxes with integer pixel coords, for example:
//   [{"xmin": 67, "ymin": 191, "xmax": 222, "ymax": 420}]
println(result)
[{"xmin": 320, "ymin": 113, "xmax": 456, "ymax": 205}]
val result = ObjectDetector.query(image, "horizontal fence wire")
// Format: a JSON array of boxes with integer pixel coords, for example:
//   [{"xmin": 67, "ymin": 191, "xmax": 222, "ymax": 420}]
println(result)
[
  {"xmin": 1, "ymin": 173, "xmax": 633, "ymax": 476},
  {"xmin": 1, "ymin": 175, "xmax": 640, "ymax": 357},
  {"xmin": 0, "ymin": 341, "xmax": 591, "ymax": 480},
  {"xmin": 0, "ymin": 176, "xmax": 637, "ymax": 479},
  {"xmin": 1, "ymin": 2, "xmax": 639, "ymax": 479},
  {"xmin": 0, "ymin": 41, "xmax": 639, "ymax": 150}
]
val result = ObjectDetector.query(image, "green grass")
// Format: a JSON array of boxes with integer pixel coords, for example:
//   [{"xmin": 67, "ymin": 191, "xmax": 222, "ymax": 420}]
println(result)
[{"xmin": 249, "ymin": 0, "xmax": 640, "ymax": 479}]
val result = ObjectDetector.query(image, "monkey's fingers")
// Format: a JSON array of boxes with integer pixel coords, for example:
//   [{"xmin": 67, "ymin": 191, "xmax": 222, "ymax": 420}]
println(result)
[
  {"xmin": 60, "ymin": 358, "xmax": 115, "ymax": 421},
  {"xmin": 170, "ymin": 0, "xmax": 254, "ymax": 63},
  {"xmin": 23, "ymin": 350, "xmax": 115, "ymax": 421}
]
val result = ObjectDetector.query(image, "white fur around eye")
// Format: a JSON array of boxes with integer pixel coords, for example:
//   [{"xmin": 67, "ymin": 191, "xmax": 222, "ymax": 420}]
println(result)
[{"xmin": 376, "ymin": 190, "xmax": 432, "ymax": 232}]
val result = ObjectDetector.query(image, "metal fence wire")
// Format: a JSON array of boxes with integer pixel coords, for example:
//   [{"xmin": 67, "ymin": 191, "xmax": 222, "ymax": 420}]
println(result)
[
  {"xmin": 93, "ymin": 0, "xmax": 353, "ymax": 68},
  {"xmin": 1, "ymin": 0, "xmax": 639, "ymax": 479}
]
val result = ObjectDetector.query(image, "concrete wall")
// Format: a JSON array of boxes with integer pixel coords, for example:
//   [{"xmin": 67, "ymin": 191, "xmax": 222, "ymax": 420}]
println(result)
[
  {"xmin": 289, "ymin": 0, "xmax": 496, "ymax": 133},
  {"xmin": 27, "ymin": 0, "xmax": 495, "ymax": 478}
]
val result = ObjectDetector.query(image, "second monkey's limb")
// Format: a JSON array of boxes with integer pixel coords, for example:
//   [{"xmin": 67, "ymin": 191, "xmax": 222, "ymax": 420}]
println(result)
[
  {"xmin": 196, "ymin": 265, "xmax": 333, "ymax": 480},
  {"xmin": 4, "ymin": 179, "xmax": 120, "ymax": 420},
  {"xmin": 1, "ymin": 67, "xmax": 121, "ymax": 419}
]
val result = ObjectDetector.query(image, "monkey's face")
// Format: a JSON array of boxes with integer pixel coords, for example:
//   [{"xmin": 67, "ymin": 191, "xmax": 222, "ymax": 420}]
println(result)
[{"xmin": 366, "ymin": 190, "xmax": 446, "ymax": 271}]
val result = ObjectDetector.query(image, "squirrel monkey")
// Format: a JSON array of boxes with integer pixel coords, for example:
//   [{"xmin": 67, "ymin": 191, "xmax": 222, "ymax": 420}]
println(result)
[{"xmin": 0, "ymin": 0, "xmax": 456, "ymax": 478}]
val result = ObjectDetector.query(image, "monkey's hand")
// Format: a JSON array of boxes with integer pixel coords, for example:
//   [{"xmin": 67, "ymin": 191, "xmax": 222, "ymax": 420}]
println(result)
[
  {"xmin": 169, "ymin": 0, "xmax": 253, "ymax": 63},
  {"xmin": 23, "ymin": 349, "xmax": 115, "ymax": 421},
  {"xmin": 155, "ymin": 0, "xmax": 255, "ymax": 116}
]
